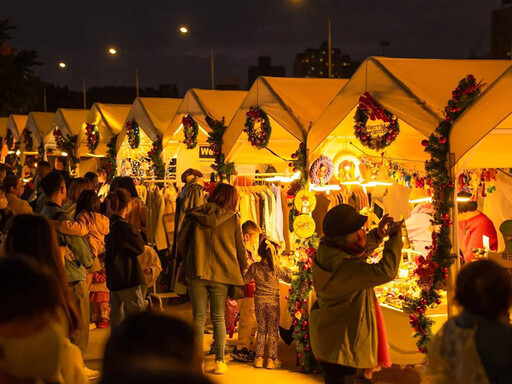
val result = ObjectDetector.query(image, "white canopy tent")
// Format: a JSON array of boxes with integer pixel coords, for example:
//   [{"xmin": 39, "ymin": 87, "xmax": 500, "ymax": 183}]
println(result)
[
  {"xmin": 45, "ymin": 109, "xmax": 89, "ymax": 155},
  {"xmin": 223, "ymin": 77, "xmax": 347, "ymax": 165},
  {"xmin": 23, "ymin": 112, "xmax": 56, "ymax": 154},
  {"xmin": 118, "ymin": 97, "xmax": 182, "ymax": 150},
  {"xmin": 163, "ymin": 89, "xmax": 247, "ymax": 152},
  {"xmin": 310, "ymin": 57, "xmax": 512, "ymax": 164},
  {"xmin": 450, "ymin": 65, "xmax": 512, "ymax": 173},
  {"xmin": 163, "ymin": 89, "xmax": 247, "ymax": 179},
  {"xmin": 7, "ymin": 115, "xmax": 28, "ymax": 148}
]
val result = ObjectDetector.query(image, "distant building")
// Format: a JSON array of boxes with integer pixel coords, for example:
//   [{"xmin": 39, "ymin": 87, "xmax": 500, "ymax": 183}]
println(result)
[
  {"xmin": 293, "ymin": 42, "xmax": 359, "ymax": 79},
  {"xmin": 216, "ymin": 76, "xmax": 241, "ymax": 90},
  {"xmin": 491, "ymin": 4, "xmax": 512, "ymax": 59},
  {"xmin": 248, "ymin": 56, "xmax": 286, "ymax": 87}
]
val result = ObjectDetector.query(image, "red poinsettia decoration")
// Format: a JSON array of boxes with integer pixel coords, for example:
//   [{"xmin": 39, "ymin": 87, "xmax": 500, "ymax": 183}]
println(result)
[{"xmin": 85, "ymin": 123, "xmax": 100, "ymax": 153}]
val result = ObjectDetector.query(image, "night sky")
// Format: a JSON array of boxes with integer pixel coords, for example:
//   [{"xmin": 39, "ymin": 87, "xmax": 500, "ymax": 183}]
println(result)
[{"xmin": 4, "ymin": 0, "xmax": 503, "ymax": 95}]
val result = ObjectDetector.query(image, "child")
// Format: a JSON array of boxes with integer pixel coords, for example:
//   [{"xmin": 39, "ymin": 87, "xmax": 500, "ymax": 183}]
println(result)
[
  {"xmin": 89, "ymin": 258, "xmax": 110, "ymax": 328},
  {"xmin": 244, "ymin": 238, "xmax": 291, "ymax": 369},
  {"xmin": 231, "ymin": 220, "xmax": 261, "ymax": 363},
  {"xmin": 57, "ymin": 189, "xmax": 110, "ymax": 288}
]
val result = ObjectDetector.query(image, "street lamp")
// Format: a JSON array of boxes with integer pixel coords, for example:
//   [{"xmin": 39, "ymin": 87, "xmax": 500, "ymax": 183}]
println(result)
[
  {"xmin": 292, "ymin": 0, "xmax": 332, "ymax": 78},
  {"xmin": 179, "ymin": 25, "xmax": 215, "ymax": 89},
  {"xmin": 107, "ymin": 47, "xmax": 140, "ymax": 98},
  {"xmin": 58, "ymin": 61, "xmax": 87, "ymax": 109}
]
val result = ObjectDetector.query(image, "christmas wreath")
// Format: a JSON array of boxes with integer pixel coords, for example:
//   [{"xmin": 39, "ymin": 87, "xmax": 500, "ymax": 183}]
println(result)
[
  {"xmin": 244, "ymin": 107, "xmax": 271, "ymax": 149},
  {"xmin": 53, "ymin": 128, "xmax": 79, "ymax": 169},
  {"xmin": 22, "ymin": 128, "xmax": 33, "ymax": 151},
  {"xmin": 309, "ymin": 156, "xmax": 334, "ymax": 186},
  {"xmin": 206, "ymin": 116, "xmax": 236, "ymax": 181},
  {"xmin": 126, "ymin": 120, "xmax": 140, "ymax": 149},
  {"xmin": 106, "ymin": 135, "xmax": 118, "ymax": 182},
  {"xmin": 85, "ymin": 123, "xmax": 100, "ymax": 153},
  {"xmin": 403, "ymin": 75, "xmax": 484, "ymax": 354},
  {"xmin": 147, "ymin": 135, "xmax": 165, "ymax": 180},
  {"xmin": 354, "ymin": 92, "xmax": 399, "ymax": 150},
  {"xmin": 182, "ymin": 114, "xmax": 198, "ymax": 149}
]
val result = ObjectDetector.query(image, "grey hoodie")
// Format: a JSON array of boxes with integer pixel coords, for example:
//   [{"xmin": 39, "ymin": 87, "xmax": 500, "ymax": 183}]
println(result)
[{"xmin": 178, "ymin": 202, "xmax": 247, "ymax": 286}]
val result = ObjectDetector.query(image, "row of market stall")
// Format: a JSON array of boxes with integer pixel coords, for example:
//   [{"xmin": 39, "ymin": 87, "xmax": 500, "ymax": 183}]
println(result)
[{"xmin": 3, "ymin": 56, "xmax": 512, "ymax": 368}]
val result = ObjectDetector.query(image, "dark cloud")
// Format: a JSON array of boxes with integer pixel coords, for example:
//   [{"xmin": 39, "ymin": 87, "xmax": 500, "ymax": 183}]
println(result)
[{"xmin": 5, "ymin": 0, "xmax": 502, "ymax": 95}]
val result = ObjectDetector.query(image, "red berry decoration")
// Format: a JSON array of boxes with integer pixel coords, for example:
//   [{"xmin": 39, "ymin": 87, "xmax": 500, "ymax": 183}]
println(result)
[
  {"xmin": 439, "ymin": 136, "xmax": 447, "ymax": 144},
  {"xmin": 416, "ymin": 307, "xmax": 424, "ymax": 315},
  {"xmin": 441, "ymin": 213, "xmax": 450, "ymax": 221},
  {"xmin": 421, "ymin": 139, "xmax": 429, "ymax": 147}
]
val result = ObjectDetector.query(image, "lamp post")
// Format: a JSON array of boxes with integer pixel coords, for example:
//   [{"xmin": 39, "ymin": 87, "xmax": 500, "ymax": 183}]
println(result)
[
  {"xmin": 58, "ymin": 61, "xmax": 87, "ymax": 109},
  {"xmin": 107, "ymin": 47, "xmax": 140, "ymax": 98},
  {"xmin": 292, "ymin": 0, "xmax": 332, "ymax": 78},
  {"xmin": 179, "ymin": 26, "xmax": 215, "ymax": 89}
]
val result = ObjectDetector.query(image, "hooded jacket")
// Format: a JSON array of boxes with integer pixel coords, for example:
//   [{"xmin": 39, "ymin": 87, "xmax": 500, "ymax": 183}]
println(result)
[
  {"xmin": 178, "ymin": 202, "xmax": 247, "ymax": 286},
  {"xmin": 310, "ymin": 230, "xmax": 402, "ymax": 368}
]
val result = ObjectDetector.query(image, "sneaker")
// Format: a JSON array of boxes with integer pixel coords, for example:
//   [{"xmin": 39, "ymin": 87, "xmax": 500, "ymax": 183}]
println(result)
[
  {"xmin": 97, "ymin": 318, "xmax": 109, "ymax": 329},
  {"xmin": 230, "ymin": 347, "xmax": 255, "ymax": 362},
  {"xmin": 254, "ymin": 356, "xmax": 264, "ymax": 368},
  {"xmin": 84, "ymin": 366, "xmax": 100, "ymax": 380},
  {"xmin": 266, "ymin": 358, "xmax": 282, "ymax": 369},
  {"xmin": 213, "ymin": 360, "xmax": 228, "ymax": 375}
]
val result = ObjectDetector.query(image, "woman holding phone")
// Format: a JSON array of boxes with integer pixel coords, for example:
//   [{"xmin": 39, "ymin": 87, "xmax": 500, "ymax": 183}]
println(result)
[{"xmin": 310, "ymin": 204, "xmax": 403, "ymax": 384}]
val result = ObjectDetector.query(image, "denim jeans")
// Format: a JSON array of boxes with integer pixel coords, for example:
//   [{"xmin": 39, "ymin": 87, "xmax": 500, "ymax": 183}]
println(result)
[
  {"xmin": 110, "ymin": 285, "xmax": 146, "ymax": 330},
  {"xmin": 188, "ymin": 279, "xmax": 229, "ymax": 362},
  {"xmin": 70, "ymin": 280, "xmax": 89, "ymax": 356}
]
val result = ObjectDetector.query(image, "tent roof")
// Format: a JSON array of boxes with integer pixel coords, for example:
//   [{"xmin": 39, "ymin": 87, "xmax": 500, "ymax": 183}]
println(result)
[
  {"xmin": 8, "ymin": 115, "xmax": 28, "ymax": 141},
  {"xmin": 0, "ymin": 117, "xmax": 8, "ymax": 137},
  {"xmin": 309, "ymin": 57, "xmax": 512, "ymax": 155},
  {"xmin": 121, "ymin": 98, "xmax": 182, "ymax": 146},
  {"xmin": 450, "ymin": 65, "xmax": 512, "ymax": 172},
  {"xmin": 45, "ymin": 109, "xmax": 89, "ymax": 151},
  {"xmin": 163, "ymin": 89, "xmax": 247, "ymax": 147},
  {"xmin": 223, "ymin": 77, "xmax": 347, "ymax": 164},
  {"xmin": 25, "ymin": 112, "xmax": 56, "ymax": 147}
]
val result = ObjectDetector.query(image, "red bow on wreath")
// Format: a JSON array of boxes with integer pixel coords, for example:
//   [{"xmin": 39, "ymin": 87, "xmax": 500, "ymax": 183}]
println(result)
[{"xmin": 358, "ymin": 92, "xmax": 389, "ymax": 122}]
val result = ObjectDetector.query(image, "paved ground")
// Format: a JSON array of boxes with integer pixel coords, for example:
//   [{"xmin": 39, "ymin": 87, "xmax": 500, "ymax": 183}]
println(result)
[{"xmin": 84, "ymin": 301, "xmax": 421, "ymax": 384}]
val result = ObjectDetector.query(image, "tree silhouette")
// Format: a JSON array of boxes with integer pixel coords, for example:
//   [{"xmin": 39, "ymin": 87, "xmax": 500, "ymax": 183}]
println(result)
[{"xmin": 0, "ymin": 20, "xmax": 43, "ymax": 116}]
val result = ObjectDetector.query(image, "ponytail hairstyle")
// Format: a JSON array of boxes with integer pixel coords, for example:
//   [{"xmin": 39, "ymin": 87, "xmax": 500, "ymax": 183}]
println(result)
[
  {"xmin": 257, "ymin": 237, "xmax": 279, "ymax": 272},
  {"xmin": 106, "ymin": 188, "xmax": 131, "ymax": 213},
  {"xmin": 75, "ymin": 189, "xmax": 101, "ymax": 219}
]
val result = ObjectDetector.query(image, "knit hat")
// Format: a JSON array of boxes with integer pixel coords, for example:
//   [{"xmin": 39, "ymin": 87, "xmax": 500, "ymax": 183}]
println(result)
[
  {"xmin": 181, "ymin": 168, "xmax": 203, "ymax": 183},
  {"xmin": 322, "ymin": 204, "xmax": 367, "ymax": 238}
]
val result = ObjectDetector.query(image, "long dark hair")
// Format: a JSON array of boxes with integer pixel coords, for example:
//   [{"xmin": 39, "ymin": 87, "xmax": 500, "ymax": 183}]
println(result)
[
  {"xmin": 106, "ymin": 188, "xmax": 131, "ymax": 213},
  {"xmin": 3, "ymin": 214, "xmax": 81, "ymax": 336},
  {"xmin": 75, "ymin": 189, "xmax": 101, "ymax": 219},
  {"xmin": 112, "ymin": 176, "xmax": 139, "ymax": 199},
  {"xmin": 208, "ymin": 183, "xmax": 238, "ymax": 212},
  {"xmin": 257, "ymin": 238, "xmax": 279, "ymax": 272}
]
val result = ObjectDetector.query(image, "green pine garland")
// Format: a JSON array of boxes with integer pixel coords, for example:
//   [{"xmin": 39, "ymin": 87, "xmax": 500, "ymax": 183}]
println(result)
[
  {"xmin": 6, "ymin": 129, "xmax": 13, "ymax": 150},
  {"xmin": 106, "ymin": 135, "xmax": 118, "ymax": 182},
  {"xmin": 286, "ymin": 237, "xmax": 320, "ymax": 374},
  {"xmin": 403, "ymin": 75, "xmax": 484, "ymax": 353},
  {"xmin": 22, "ymin": 128, "xmax": 33, "ymax": 151},
  {"xmin": 38, "ymin": 142, "xmax": 44, "ymax": 158},
  {"xmin": 205, "ymin": 116, "xmax": 236, "ymax": 181},
  {"xmin": 148, "ymin": 135, "xmax": 165, "ymax": 180},
  {"xmin": 287, "ymin": 143, "xmax": 308, "ymax": 232}
]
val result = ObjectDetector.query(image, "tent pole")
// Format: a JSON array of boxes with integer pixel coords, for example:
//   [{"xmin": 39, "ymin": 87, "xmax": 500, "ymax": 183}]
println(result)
[{"xmin": 447, "ymin": 152, "xmax": 460, "ymax": 318}]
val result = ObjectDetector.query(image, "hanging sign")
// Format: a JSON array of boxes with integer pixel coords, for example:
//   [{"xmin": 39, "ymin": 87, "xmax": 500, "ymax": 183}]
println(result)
[{"xmin": 199, "ymin": 145, "xmax": 216, "ymax": 159}]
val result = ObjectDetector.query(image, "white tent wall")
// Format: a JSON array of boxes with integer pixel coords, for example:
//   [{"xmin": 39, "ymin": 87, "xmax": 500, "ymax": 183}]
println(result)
[
  {"xmin": 224, "ymin": 77, "xmax": 347, "ymax": 165},
  {"xmin": 450, "ymin": 65, "xmax": 512, "ymax": 173},
  {"xmin": 24, "ymin": 112, "xmax": 55, "ymax": 152},
  {"xmin": 483, "ymin": 171, "xmax": 512, "ymax": 251}
]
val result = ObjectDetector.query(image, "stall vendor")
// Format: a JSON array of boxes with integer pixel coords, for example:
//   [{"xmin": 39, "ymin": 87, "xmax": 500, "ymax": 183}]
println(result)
[{"xmin": 458, "ymin": 191, "xmax": 498, "ymax": 263}]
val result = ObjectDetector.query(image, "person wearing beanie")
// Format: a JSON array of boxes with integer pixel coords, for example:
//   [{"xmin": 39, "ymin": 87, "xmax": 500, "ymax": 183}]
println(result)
[{"xmin": 310, "ymin": 204, "xmax": 403, "ymax": 384}]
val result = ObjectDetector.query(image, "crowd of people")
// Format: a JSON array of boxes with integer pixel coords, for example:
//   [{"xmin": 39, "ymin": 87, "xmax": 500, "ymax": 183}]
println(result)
[{"xmin": 0, "ymin": 160, "xmax": 511, "ymax": 384}]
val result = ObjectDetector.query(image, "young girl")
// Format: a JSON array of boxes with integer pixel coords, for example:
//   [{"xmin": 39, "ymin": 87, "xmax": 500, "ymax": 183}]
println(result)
[
  {"xmin": 89, "ymin": 257, "xmax": 110, "ymax": 328},
  {"xmin": 244, "ymin": 239, "xmax": 291, "ymax": 369},
  {"xmin": 58, "ymin": 189, "xmax": 110, "ymax": 288},
  {"xmin": 105, "ymin": 188, "xmax": 146, "ymax": 329}
]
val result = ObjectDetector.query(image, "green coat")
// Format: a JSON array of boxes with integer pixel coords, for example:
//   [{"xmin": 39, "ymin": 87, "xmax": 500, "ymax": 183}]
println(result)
[
  {"xmin": 178, "ymin": 202, "xmax": 247, "ymax": 286},
  {"xmin": 310, "ymin": 230, "xmax": 402, "ymax": 368}
]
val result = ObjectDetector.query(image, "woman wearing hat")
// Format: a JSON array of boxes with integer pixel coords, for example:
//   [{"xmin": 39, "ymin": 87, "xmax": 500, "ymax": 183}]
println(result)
[{"xmin": 310, "ymin": 204, "xmax": 403, "ymax": 384}]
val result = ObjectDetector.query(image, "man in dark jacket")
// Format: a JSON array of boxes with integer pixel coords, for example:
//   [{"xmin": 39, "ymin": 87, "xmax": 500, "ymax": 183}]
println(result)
[{"xmin": 40, "ymin": 171, "xmax": 97, "ymax": 380}]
